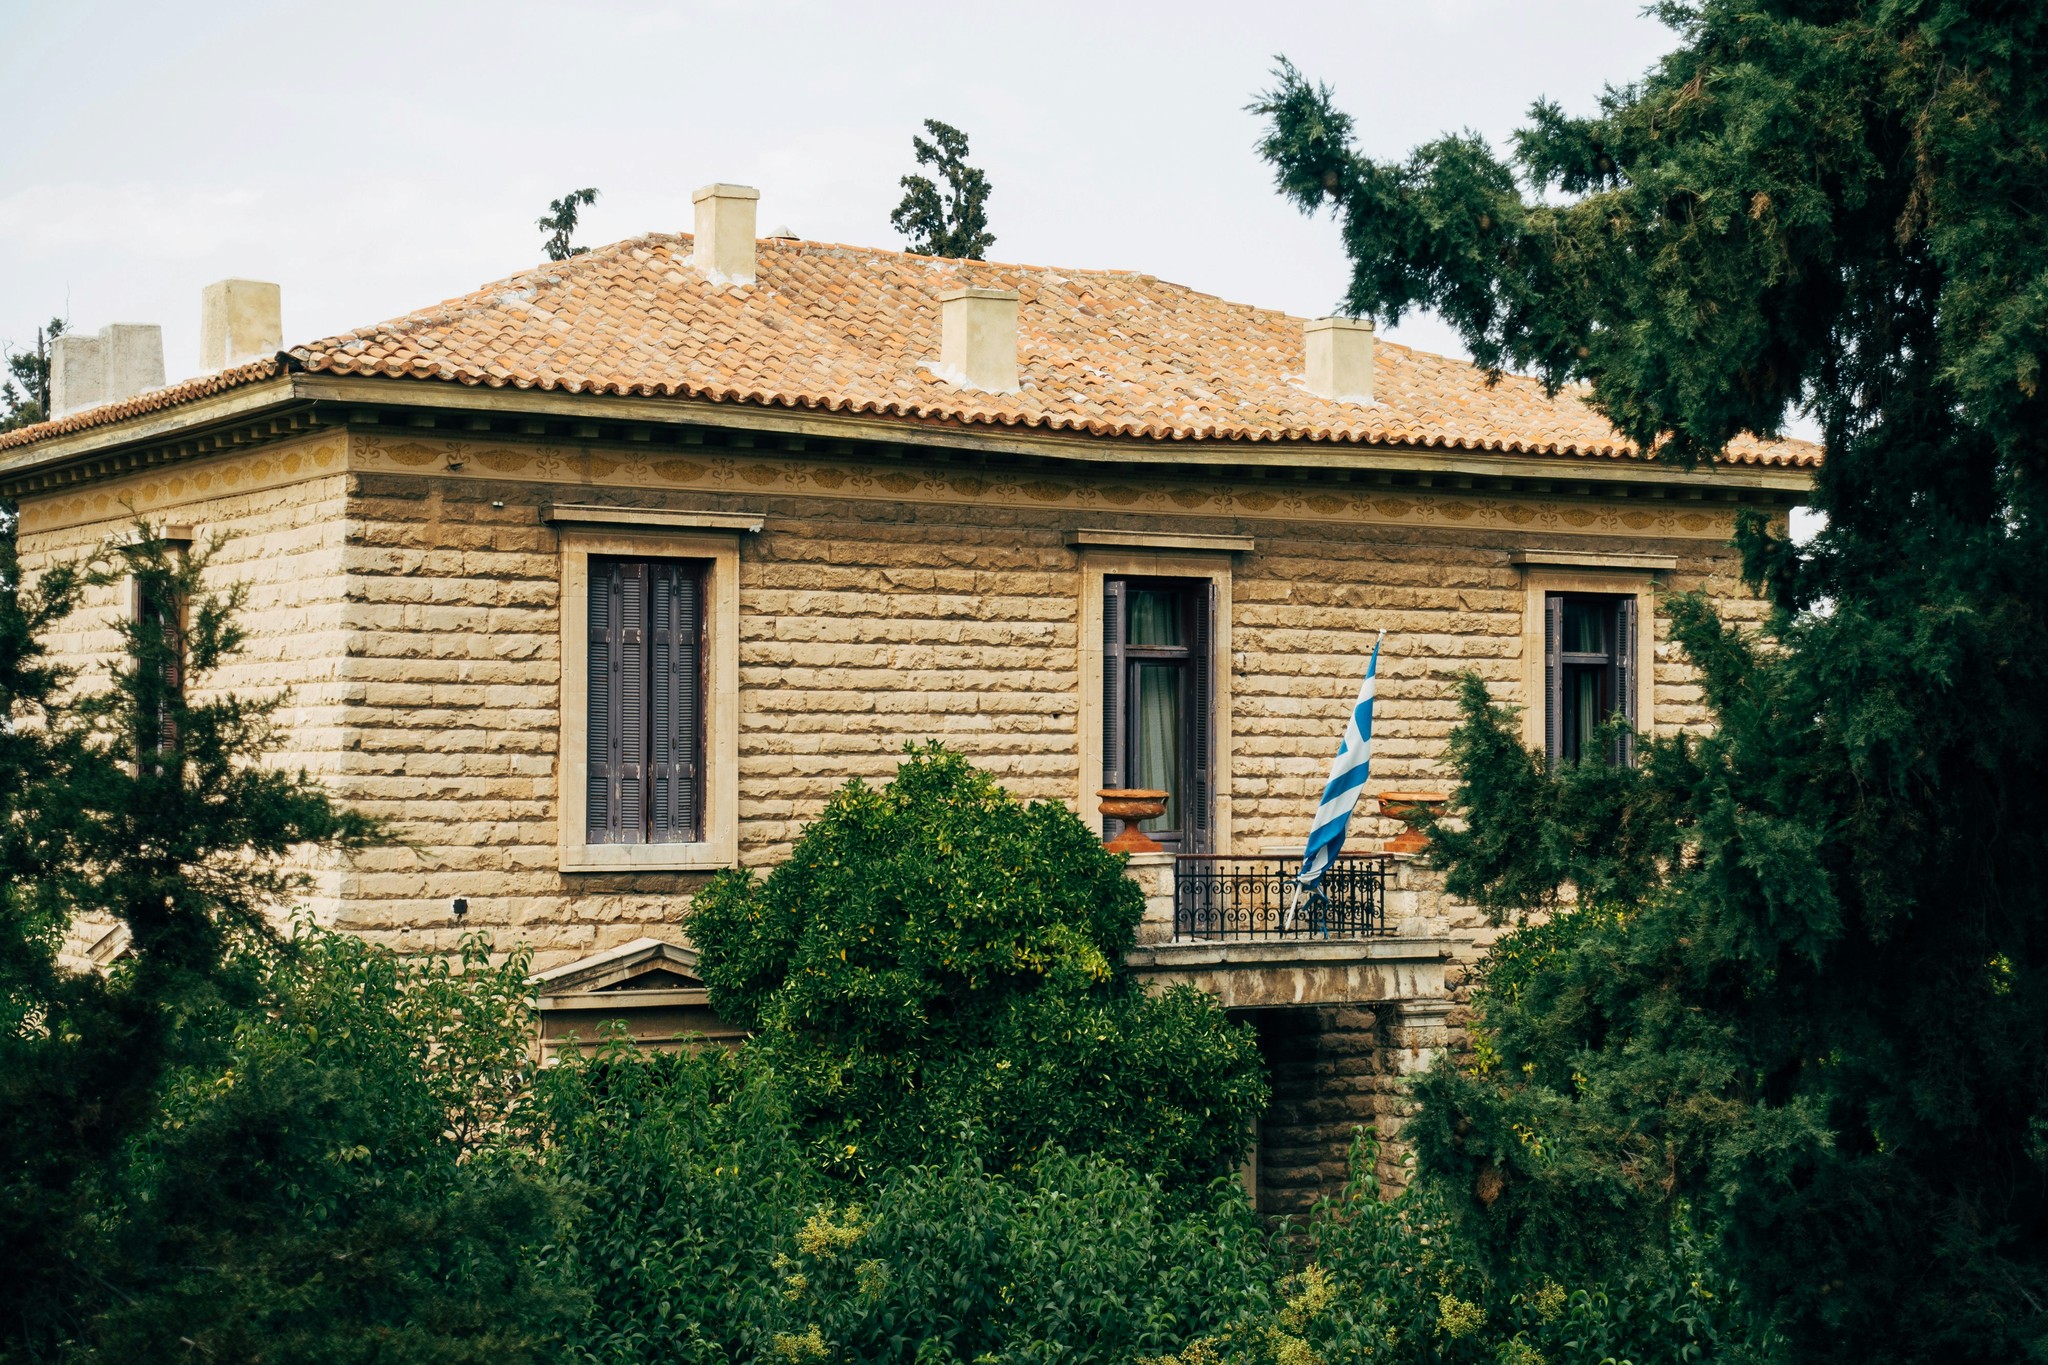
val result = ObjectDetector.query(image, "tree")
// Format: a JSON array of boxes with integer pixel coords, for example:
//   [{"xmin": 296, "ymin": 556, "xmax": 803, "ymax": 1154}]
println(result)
[
  {"xmin": 537, "ymin": 187, "xmax": 599, "ymax": 261},
  {"xmin": 1, "ymin": 318, "xmax": 65, "ymax": 431},
  {"xmin": 0, "ymin": 523, "xmax": 570, "ymax": 1358},
  {"xmin": 688, "ymin": 744, "xmax": 1266, "ymax": 1186},
  {"xmin": 1255, "ymin": 6, "xmax": 2048, "ymax": 1360},
  {"xmin": 84, "ymin": 930, "xmax": 571, "ymax": 1362},
  {"xmin": 889, "ymin": 120, "xmax": 995, "ymax": 260}
]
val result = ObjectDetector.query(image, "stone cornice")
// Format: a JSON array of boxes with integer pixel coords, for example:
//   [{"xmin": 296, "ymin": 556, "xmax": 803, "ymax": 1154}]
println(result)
[{"xmin": 0, "ymin": 371, "xmax": 1814, "ymax": 503}]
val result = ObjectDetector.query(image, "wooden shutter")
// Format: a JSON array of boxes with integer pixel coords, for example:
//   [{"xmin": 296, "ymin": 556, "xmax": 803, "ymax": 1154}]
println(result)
[
  {"xmin": 136, "ymin": 585, "xmax": 182, "ymax": 761},
  {"xmin": 587, "ymin": 561, "xmax": 620, "ymax": 842},
  {"xmin": 1544, "ymin": 593, "xmax": 1564, "ymax": 765},
  {"xmin": 1101, "ymin": 578, "xmax": 1128, "ymax": 837},
  {"xmin": 1184, "ymin": 580, "xmax": 1216, "ymax": 854},
  {"xmin": 1614, "ymin": 595, "xmax": 1638, "ymax": 768},
  {"xmin": 615, "ymin": 562, "xmax": 649, "ymax": 844},
  {"xmin": 649, "ymin": 564, "xmax": 704, "ymax": 843}
]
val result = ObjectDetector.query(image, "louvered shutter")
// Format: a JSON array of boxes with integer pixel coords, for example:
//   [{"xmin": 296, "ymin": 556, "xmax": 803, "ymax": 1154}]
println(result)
[
  {"xmin": 1101, "ymin": 578, "xmax": 1128, "ymax": 838},
  {"xmin": 615, "ymin": 561, "xmax": 649, "ymax": 844},
  {"xmin": 650, "ymin": 565, "xmax": 704, "ymax": 843},
  {"xmin": 137, "ymin": 586, "xmax": 182, "ymax": 762},
  {"xmin": 587, "ymin": 562, "xmax": 620, "ymax": 842},
  {"xmin": 1544, "ymin": 593, "xmax": 1564, "ymax": 765},
  {"xmin": 1184, "ymin": 580, "xmax": 1216, "ymax": 854},
  {"xmin": 1614, "ymin": 596, "xmax": 1638, "ymax": 768}
]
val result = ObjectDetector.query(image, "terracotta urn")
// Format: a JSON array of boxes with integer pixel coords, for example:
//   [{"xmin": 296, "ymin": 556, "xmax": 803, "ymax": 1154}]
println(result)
[
  {"xmin": 1098, "ymin": 789, "xmax": 1170, "ymax": 854},
  {"xmin": 1376, "ymin": 791, "xmax": 1448, "ymax": 855}
]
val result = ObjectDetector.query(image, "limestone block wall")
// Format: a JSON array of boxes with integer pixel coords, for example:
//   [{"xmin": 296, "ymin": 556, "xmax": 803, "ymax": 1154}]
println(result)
[
  {"xmin": 14, "ymin": 426, "xmax": 1776, "ymax": 981},
  {"xmin": 13, "ymin": 435, "xmax": 357, "ymax": 923}
]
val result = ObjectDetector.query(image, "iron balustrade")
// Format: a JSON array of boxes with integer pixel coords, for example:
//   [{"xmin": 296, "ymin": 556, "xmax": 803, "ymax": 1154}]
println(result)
[{"xmin": 1172, "ymin": 854, "xmax": 1393, "ymax": 941}]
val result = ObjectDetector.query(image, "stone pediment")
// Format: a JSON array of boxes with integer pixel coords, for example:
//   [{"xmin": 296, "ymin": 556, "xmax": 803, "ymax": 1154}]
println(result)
[
  {"xmin": 531, "ymin": 938, "xmax": 744, "ymax": 1056},
  {"xmin": 532, "ymin": 937, "xmax": 706, "ymax": 1000}
]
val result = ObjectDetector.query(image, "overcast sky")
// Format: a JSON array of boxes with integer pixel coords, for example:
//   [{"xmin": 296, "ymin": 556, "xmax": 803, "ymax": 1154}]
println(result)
[{"xmin": 2, "ymin": 1, "xmax": 1678, "ymax": 386}]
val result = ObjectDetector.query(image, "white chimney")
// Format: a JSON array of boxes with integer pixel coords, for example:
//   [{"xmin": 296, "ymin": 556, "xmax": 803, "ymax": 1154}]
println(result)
[
  {"xmin": 201, "ymin": 279, "xmax": 283, "ymax": 370},
  {"xmin": 939, "ymin": 287, "xmax": 1020, "ymax": 394},
  {"xmin": 51, "ymin": 324, "xmax": 165, "ymax": 418},
  {"xmin": 692, "ymin": 183, "xmax": 760, "ymax": 284},
  {"xmin": 1305, "ymin": 316, "xmax": 1375, "ymax": 403}
]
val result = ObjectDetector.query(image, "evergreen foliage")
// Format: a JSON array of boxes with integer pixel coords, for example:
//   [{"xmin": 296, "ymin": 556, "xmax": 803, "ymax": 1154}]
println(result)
[
  {"xmin": 0, "ymin": 521, "xmax": 566, "ymax": 1359},
  {"xmin": 688, "ymin": 744, "xmax": 1268, "ymax": 1184},
  {"xmin": 1, "ymin": 320, "xmax": 65, "ymax": 431},
  {"xmin": 81, "ymin": 930, "xmax": 571, "ymax": 1363},
  {"xmin": 889, "ymin": 120, "xmax": 995, "ymax": 259},
  {"xmin": 538, "ymin": 187, "xmax": 600, "ymax": 261},
  {"xmin": 1257, "ymin": 5, "xmax": 2048, "ymax": 1358}
]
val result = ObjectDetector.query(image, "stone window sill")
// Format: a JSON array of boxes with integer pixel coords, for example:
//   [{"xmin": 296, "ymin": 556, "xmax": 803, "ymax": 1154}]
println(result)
[{"xmin": 559, "ymin": 841, "xmax": 737, "ymax": 874}]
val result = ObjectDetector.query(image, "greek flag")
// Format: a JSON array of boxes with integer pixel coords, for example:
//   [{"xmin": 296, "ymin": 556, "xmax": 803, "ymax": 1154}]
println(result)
[{"xmin": 1293, "ymin": 631, "xmax": 1384, "ymax": 908}]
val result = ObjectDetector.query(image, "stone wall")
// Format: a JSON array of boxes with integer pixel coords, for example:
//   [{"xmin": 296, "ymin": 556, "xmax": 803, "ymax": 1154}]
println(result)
[
  {"xmin": 13, "ymin": 430, "xmax": 1768, "ymax": 980},
  {"xmin": 16, "ymin": 434, "xmax": 357, "ymax": 931}
]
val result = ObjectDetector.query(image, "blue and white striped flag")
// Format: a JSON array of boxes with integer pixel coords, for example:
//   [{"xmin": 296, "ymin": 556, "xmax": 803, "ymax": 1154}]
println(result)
[{"xmin": 1294, "ymin": 632, "xmax": 1384, "ymax": 908}]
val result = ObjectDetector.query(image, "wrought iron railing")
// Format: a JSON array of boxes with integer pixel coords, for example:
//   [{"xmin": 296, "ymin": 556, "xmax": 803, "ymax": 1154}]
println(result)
[{"xmin": 1172, "ymin": 854, "xmax": 1393, "ymax": 941}]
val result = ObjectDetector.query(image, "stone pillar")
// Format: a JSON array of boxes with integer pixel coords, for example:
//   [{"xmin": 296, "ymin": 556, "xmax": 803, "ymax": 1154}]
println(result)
[{"xmin": 1123, "ymin": 851, "xmax": 1176, "ymax": 945}]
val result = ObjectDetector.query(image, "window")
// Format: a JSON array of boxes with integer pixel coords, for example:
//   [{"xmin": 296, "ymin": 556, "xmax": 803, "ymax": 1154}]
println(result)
[
  {"xmin": 585, "ymin": 556, "xmax": 705, "ymax": 845},
  {"xmin": 1543, "ymin": 592, "xmax": 1636, "ymax": 765},
  {"xmin": 1102, "ymin": 577, "xmax": 1214, "ymax": 851},
  {"xmin": 129, "ymin": 562, "xmax": 186, "ymax": 766},
  {"xmin": 556, "ymin": 517, "xmax": 743, "ymax": 872}
]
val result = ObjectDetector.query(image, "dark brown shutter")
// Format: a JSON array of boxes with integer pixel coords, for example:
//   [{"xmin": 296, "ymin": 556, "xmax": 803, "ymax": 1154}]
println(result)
[
  {"xmin": 1101, "ymin": 578, "xmax": 1128, "ymax": 837},
  {"xmin": 615, "ymin": 561, "xmax": 649, "ymax": 844},
  {"xmin": 136, "ymin": 586, "xmax": 182, "ymax": 761},
  {"xmin": 1184, "ymin": 580, "xmax": 1216, "ymax": 854},
  {"xmin": 587, "ymin": 561, "xmax": 620, "ymax": 842},
  {"xmin": 1614, "ymin": 595, "xmax": 1638, "ymax": 767},
  {"xmin": 1544, "ymin": 593, "xmax": 1564, "ymax": 764},
  {"xmin": 649, "ymin": 564, "xmax": 704, "ymax": 843}
]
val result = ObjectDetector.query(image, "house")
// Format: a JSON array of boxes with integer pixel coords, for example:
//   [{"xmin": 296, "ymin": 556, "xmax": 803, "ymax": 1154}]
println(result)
[{"xmin": 0, "ymin": 183, "xmax": 1815, "ymax": 1210}]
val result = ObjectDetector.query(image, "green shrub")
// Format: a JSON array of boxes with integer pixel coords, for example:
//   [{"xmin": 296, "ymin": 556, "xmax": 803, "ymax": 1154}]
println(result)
[
  {"xmin": 1148, "ymin": 1136, "xmax": 1777, "ymax": 1365},
  {"xmin": 537, "ymin": 1036, "xmax": 1283, "ymax": 1365},
  {"xmin": 688, "ymin": 743, "xmax": 1268, "ymax": 1184},
  {"xmin": 77, "ymin": 928, "xmax": 573, "ymax": 1363}
]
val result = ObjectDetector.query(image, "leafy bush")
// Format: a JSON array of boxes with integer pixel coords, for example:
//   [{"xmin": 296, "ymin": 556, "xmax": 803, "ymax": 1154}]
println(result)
[
  {"xmin": 537, "ymin": 1036, "xmax": 1281, "ymax": 1365},
  {"xmin": 72, "ymin": 928, "xmax": 573, "ymax": 1363},
  {"xmin": 1147, "ymin": 1137, "xmax": 1776, "ymax": 1365},
  {"xmin": 688, "ymin": 743, "xmax": 1268, "ymax": 1184}
]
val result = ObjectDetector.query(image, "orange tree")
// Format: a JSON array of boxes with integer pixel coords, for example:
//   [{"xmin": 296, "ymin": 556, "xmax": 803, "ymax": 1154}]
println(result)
[{"xmin": 689, "ymin": 743, "xmax": 1267, "ymax": 1186}]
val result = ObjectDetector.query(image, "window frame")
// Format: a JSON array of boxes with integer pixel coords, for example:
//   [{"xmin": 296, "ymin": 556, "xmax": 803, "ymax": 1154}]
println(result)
[
  {"xmin": 1518, "ymin": 566, "xmax": 1655, "ymax": 761},
  {"xmin": 1107, "ymin": 576, "xmax": 1210, "ymax": 851},
  {"xmin": 1546, "ymin": 592, "xmax": 1635, "ymax": 765},
  {"xmin": 559, "ymin": 529, "xmax": 739, "ymax": 872},
  {"xmin": 1077, "ymin": 550, "xmax": 1233, "ymax": 854}
]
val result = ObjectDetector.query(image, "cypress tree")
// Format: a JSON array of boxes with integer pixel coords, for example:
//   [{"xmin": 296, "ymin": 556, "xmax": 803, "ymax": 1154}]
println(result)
[
  {"xmin": 890, "ymin": 120, "xmax": 996, "ymax": 260},
  {"xmin": 1257, "ymin": 5, "xmax": 2048, "ymax": 1359}
]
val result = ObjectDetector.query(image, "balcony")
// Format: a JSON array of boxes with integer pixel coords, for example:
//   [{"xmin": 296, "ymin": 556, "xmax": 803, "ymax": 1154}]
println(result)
[
  {"xmin": 1172, "ymin": 853, "xmax": 1393, "ymax": 941},
  {"xmin": 1120, "ymin": 850, "xmax": 1450, "ymax": 1011}
]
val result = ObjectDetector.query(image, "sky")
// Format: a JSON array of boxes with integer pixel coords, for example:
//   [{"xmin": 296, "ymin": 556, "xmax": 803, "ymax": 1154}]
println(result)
[{"xmin": 0, "ymin": 0, "xmax": 1682, "ymax": 387}]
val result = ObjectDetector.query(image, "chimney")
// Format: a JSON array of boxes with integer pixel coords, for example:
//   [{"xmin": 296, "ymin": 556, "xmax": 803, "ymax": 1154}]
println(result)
[
  {"xmin": 692, "ymin": 183, "xmax": 760, "ymax": 284},
  {"xmin": 51, "ymin": 323, "xmax": 165, "ymax": 419},
  {"xmin": 1305, "ymin": 316, "xmax": 1375, "ymax": 403},
  {"xmin": 201, "ymin": 279, "xmax": 282, "ymax": 370},
  {"xmin": 939, "ymin": 287, "xmax": 1020, "ymax": 394}
]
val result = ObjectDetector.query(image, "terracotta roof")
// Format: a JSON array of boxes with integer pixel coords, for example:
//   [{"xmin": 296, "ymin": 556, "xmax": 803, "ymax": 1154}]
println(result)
[
  {"xmin": 0, "ymin": 358, "xmax": 284, "ymax": 452},
  {"xmin": 0, "ymin": 234, "xmax": 1818, "ymax": 467}
]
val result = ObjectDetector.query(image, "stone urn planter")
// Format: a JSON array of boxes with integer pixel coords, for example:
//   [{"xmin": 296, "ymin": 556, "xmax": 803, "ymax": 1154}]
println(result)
[
  {"xmin": 1376, "ymin": 791, "xmax": 1448, "ymax": 855},
  {"xmin": 1098, "ymin": 789, "xmax": 1170, "ymax": 854}
]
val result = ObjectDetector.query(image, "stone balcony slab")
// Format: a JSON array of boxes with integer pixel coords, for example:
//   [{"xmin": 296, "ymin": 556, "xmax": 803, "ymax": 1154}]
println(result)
[{"xmin": 1124, "ymin": 935, "xmax": 1451, "ymax": 1009}]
